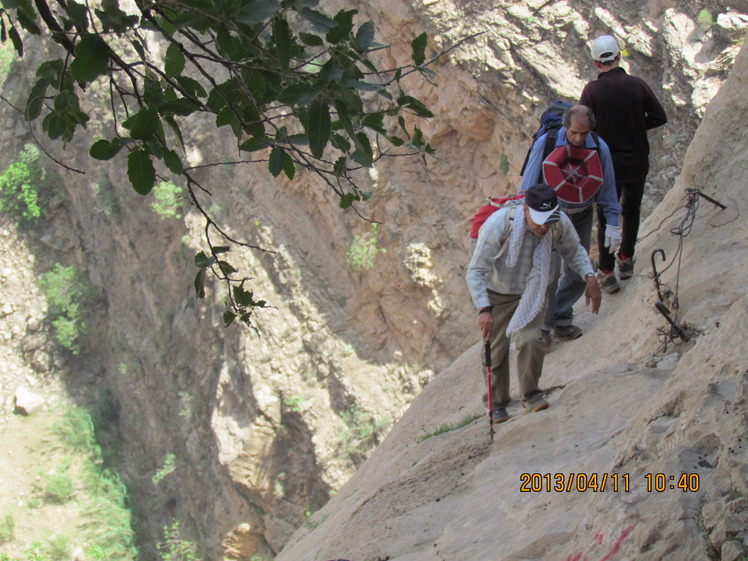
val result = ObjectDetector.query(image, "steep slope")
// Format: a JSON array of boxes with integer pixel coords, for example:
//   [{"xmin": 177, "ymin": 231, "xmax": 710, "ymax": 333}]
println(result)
[
  {"xmin": 0, "ymin": 2, "xmax": 746, "ymax": 559},
  {"xmin": 275, "ymin": 40, "xmax": 748, "ymax": 561}
]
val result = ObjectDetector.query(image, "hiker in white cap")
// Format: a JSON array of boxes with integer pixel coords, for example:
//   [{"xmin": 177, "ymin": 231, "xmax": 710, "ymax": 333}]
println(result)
[
  {"xmin": 581, "ymin": 34, "xmax": 667, "ymax": 293},
  {"xmin": 467, "ymin": 183, "xmax": 601, "ymax": 423}
]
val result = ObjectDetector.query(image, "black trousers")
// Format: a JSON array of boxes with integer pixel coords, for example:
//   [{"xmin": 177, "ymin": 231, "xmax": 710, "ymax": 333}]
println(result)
[{"xmin": 597, "ymin": 176, "xmax": 646, "ymax": 271}]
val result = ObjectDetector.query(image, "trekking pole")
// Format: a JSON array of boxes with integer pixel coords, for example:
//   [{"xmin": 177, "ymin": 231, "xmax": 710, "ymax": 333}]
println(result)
[{"xmin": 484, "ymin": 340, "xmax": 495, "ymax": 442}]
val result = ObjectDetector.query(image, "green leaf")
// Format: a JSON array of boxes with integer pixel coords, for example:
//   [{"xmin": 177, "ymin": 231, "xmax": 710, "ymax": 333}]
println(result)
[
  {"xmin": 90, "ymin": 138, "xmax": 128, "ymax": 160},
  {"xmin": 164, "ymin": 43, "xmax": 186, "ymax": 77},
  {"xmin": 268, "ymin": 146, "xmax": 285, "ymax": 177},
  {"xmin": 330, "ymin": 133, "xmax": 350, "ymax": 152},
  {"xmin": 163, "ymin": 149, "xmax": 184, "ymax": 174},
  {"xmin": 398, "ymin": 94, "xmax": 434, "ymax": 118},
  {"xmin": 26, "ymin": 79, "xmax": 49, "ymax": 120},
  {"xmin": 212, "ymin": 246, "xmax": 230, "ymax": 255},
  {"xmin": 333, "ymin": 155, "xmax": 347, "ymax": 177},
  {"xmin": 159, "ymin": 98, "xmax": 201, "ymax": 116},
  {"xmin": 286, "ymin": 134, "xmax": 308, "ymax": 145},
  {"xmin": 240, "ymin": 137, "xmax": 271, "ymax": 152},
  {"xmin": 176, "ymin": 76, "xmax": 207, "ymax": 99},
  {"xmin": 411, "ymin": 32, "xmax": 427, "ymax": 66},
  {"xmin": 236, "ymin": 0, "xmax": 280, "ymax": 24},
  {"xmin": 383, "ymin": 134, "xmax": 405, "ymax": 147},
  {"xmin": 194, "ymin": 251, "xmax": 214, "ymax": 268},
  {"xmin": 339, "ymin": 192, "xmax": 356, "ymax": 209},
  {"xmin": 215, "ymin": 106, "xmax": 239, "ymax": 135},
  {"xmin": 127, "ymin": 148, "xmax": 156, "ymax": 195},
  {"xmin": 299, "ymin": 8, "xmax": 336, "ymax": 33},
  {"xmin": 70, "ymin": 34, "xmax": 110, "ymax": 83},
  {"xmin": 64, "ymin": 1, "xmax": 89, "ymax": 30},
  {"xmin": 129, "ymin": 36, "xmax": 146, "ymax": 60},
  {"xmin": 163, "ymin": 115, "xmax": 185, "ymax": 152},
  {"xmin": 326, "ymin": 9, "xmax": 356, "ymax": 44},
  {"xmin": 217, "ymin": 260, "xmax": 237, "ymax": 275},
  {"xmin": 363, "ymin": 112, "xmax": 385, "ymax": 131},
  {"xmin": 94, "ymin": 0, "xmax": 139, "ymax": 33},
  {"xmin": 194, "ymin": 269, "xmax": 206, "ymax": 299},
  {"xmin": 223, "ymin": 310, "xmax": 236, "ymax": 326},
  {"xmin": 123, "ymin": 105, "xmax": 159, "ymax": 140},
  {"xmin": 299, "ymin": 32, "xmax": 323, "ymax": 46},
  {"xmin": 345, "ymin": 80, "xmax": 384, "ymax": 93},
  {"xmin": 10, "ymin": 1, "xmax": 41, "ymax": 35},
  {"xmin": 42, "ymin": 112, "xmax": 68, "ymax": 140},
  {"xmin": 276, "ymin": 83, "xmax": 309, "ymax": 106},
  {"xmin": 233, "ymin": 285, "xmax": 266, "ymax": 308},
  {"xmin": 355, "ymin": 21, "xmax": 375, "ymax": 52},
  {"xmin": 333, "ymin": 99, "xmax": 358, "ymax": 147},
  {"xmin": 53, "ymin": 89, "xmax": 79, "ymax": 111},
  {"xmin": 283, "ymin": 155, "xmax": 296, "ymax": 180},
  {"xmin": 272, "ymin": 16, "xmax": 291, "ymax": 71},
  {"xmin": 305, "ymin": 101, "xmax": 331, "ymax": 159},
  {"xmin": 7, "ymin": 25, "xmax": 23, "ymax": 56},
  {"xmin": 351, "ymin": 136, "xmax": 372, "ymax": 166}
]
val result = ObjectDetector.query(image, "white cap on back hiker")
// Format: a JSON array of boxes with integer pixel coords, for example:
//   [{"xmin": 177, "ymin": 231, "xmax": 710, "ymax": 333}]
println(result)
[{"xmin": 591, "ymin": 35, "xmax": 620, "ymax": 62}]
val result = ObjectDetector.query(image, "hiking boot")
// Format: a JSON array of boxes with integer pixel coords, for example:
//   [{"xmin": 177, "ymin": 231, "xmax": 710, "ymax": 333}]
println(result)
[
  {"xmin": 616, "ymin": 253, "xmax": 635, "ymax": 280},
  {"xmin": 492, "ymin": 407, "xmax": 509, "ymax": 423},
  {"xmin": 539, "ymin": 329, "xmax": 552, "ymax": 353},
  {"xmin": 554, "ymin": 324, "xmax": 582, "ymax": 341},
  {"xmin": 523, "ymin": 395, "xmax": 549, "ymax": 413},
  {"xmin": 597, "ymin": 270, "xmax": 620, "ymax": 294}
]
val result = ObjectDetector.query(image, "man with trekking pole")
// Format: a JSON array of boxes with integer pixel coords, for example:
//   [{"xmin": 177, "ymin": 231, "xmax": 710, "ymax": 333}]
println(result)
[{"xmin": 467, "ymin": 184, "xmax": 601, "ymax": 427}]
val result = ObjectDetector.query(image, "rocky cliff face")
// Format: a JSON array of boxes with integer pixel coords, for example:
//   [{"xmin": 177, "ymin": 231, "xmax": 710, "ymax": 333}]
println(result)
[
  {"xmin": 276, "ymin": 38, "xmax": 748, "ymax": 561},
  {"xmin": 0, "ymin": 1, "xmax": 745, "ymax": 559}
]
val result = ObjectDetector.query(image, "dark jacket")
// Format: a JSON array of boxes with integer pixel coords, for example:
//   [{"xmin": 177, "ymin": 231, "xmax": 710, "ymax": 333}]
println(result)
[{"xmin": 580, "ymin": 67, "xmax": 667, "ymax": 182}]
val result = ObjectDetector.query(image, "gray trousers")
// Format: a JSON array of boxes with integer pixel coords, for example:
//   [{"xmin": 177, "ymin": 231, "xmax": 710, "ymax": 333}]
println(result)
[{"xmin": 482, "ymin": 290, "xmax": 546, "ymax": 408}]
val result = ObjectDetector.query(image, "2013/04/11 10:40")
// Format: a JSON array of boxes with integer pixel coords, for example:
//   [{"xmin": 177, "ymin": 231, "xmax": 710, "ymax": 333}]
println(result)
[{"xmin": 519, "ymin": 472, "xmax": 700, "ymax": 493}]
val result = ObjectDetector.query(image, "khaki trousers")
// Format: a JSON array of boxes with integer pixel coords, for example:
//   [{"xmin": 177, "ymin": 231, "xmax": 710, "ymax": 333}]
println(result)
[{"xmin": 482, "ymin": 291, "xmax": 546, "ymax": 408}]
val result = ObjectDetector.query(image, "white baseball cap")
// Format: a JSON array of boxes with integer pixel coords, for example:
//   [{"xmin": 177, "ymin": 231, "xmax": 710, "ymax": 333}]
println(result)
[{"xmin": 591, "ymin": 35, "xmax": 620, "ymax": 62}]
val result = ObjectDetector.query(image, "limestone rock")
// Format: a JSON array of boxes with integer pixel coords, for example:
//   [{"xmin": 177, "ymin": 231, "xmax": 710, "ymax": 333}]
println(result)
[{"xmin": 14, "ymin": 387, "xmax": 45, "ymax": 416}]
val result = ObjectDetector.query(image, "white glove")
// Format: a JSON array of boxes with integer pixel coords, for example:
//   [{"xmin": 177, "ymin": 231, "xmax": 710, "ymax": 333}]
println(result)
[{"xmin": 604, "ymin": 224, "xmax": 622, "ymax": 252}]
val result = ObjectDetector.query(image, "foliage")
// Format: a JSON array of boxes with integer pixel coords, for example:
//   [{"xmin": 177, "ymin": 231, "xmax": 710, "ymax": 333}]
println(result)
[
  {"xmin": 156, "ymin": 520, "xmax": 203, "ymax": 561},
  {"xmin": 56, "ymin": 405, "xmax": 98, "ymax": 452},
  {"xmin": 39, "ymin": 263, "xmax": 94, "ymax": 354},
  {"xmin": 346, "ymin": 222, "xmax": 386, "ymax": 271},
  {"xmin": 416, "ymin": 412, "xmax": 482, "ymax": 443},
  {"xmin": 45, "ymin": 535, "xmax": 69, "ymax": 561},
  {"xmin": 23, "ymin": 542, "xmax": 46, "ymax": 561},
  {"xmin": 92, "ymin": 176, "xmax": 120, "ymax": 217},
  {"xmin": 151, "ymin": 180, "xmax": 184, "ymax": 220},
  {"xmin": 697, "ymin": 9, "xmax": 714, "ymax": 28},
  {"xmin": 0, "ymin": 40, "xmax": 15, "ymax": 79},
  {"xmin": 152, "ymin": 453, "xmax": 177, "ymax": 486},
  {"xmin": 499, "ymin": 153, "xmax": 509, "ymax": 175},
  {"xmin": 0, "ymin": 0, "xmax": 440, "ymax": 330},
  {"xmin": 54, "ymin": 405, "xmax": 138, "ymax": 560},
  {"xmin": 337, "ymin": 404, "xmax": 390, "ymax": 462},
  {"xmin": 282, "ymin": 394, "xmax": 308, "ymax": 413},
  {"xmin": 0, "ymin": 143, "xmax": 47, "ymax": 225},
  {"xmin": 0, "ymin": 514, "xmax": 14, "ymax": 545},
  {"xmin": 41, "ymin": 472, "xmax": 75, "ymax": 504}
]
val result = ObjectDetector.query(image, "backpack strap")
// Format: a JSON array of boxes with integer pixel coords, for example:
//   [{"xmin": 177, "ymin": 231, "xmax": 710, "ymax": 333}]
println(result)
[
  {"xmin": 542, "ymin": 128, "xmax": 560, "ymax": 162},
  {"xmin": 494, "ymin": 207, "xmax": 517, "ymax": 260}
]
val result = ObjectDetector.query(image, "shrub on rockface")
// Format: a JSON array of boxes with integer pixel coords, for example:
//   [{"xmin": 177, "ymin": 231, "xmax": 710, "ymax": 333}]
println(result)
[
  {"xmin": 39, "ymin": 263, "xmax": 94, "ymax": 354},
  {"xmin": 0, "ymin": 143, "xmax": 48, "ymax": 226}
]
